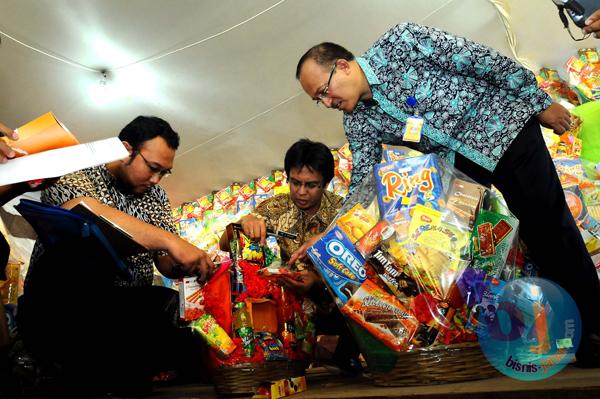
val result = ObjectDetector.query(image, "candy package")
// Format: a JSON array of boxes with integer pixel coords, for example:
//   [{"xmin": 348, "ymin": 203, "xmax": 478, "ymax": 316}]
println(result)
[{"xmin": 470, "ymin": 210, "xmax": 519, "ymax": 280}]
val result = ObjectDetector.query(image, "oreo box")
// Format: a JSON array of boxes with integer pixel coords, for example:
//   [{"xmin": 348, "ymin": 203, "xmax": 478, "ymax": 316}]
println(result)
[{"xmin": 307, "ymin": 226, "xmax": 367, "ymax": 304}]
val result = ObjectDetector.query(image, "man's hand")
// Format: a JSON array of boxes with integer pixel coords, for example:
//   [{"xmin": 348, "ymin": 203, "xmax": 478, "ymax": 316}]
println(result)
[
  {"xmin": 537, "ymin": 103, "xmax": 571, "ymax": 134},
  {"xmin": 240, "ymin": 214, "xmax": 267, "ymax": 245},
  {"xmin": 278, "ymin": 269, "xmax": 322, "ymax": 297},
  {"xmin": 167, "ymin": 237, "xmax": 214, "ymax": 282},
  {"xmin": 288, "ymin": 232, "xmax": 324, "ymax": 267},
  {"xmin": 584, "ymin": 9, "xmax": 600, "ymax": 38},
  {"xmin": 0, "ymin": 122, "xmax": 19, "ymax": 163}
]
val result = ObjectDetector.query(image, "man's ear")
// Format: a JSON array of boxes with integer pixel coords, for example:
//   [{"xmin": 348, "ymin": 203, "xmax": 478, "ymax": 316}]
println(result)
[
  {"xmin": 336, "ymin": 59, "xmax": 351, "ymax": 75},
  {"xmin": 122, "ymin": 141, "xmax": 134, "ymax": 156}
]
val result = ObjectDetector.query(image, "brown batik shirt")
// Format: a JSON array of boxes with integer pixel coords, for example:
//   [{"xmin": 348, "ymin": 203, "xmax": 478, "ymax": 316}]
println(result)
[{"xmin": 253, "ymin": 191, "xmax": 343, "ymax": 271}]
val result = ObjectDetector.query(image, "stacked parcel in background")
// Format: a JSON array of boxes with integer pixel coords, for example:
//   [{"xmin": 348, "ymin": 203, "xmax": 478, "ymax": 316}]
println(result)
[{"xmin": 537, "ymin": 47, "xmax": 600, "ymax": 275}]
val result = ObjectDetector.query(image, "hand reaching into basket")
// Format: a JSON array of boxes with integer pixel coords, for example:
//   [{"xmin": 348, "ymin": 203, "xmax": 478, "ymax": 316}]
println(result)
[
  {"xmin": 287, "ymin": 232, "xmax": 324, "ymax": 267},
  {"xmin": 277, "ymin": 269, "xmax": 322, "ymax": 297}
]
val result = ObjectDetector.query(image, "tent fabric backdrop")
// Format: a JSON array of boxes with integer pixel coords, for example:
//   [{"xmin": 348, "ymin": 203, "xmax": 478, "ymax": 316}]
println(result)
[{"xmin": 0, "ymin": 0, "xmax": 597, "ymax": 205}]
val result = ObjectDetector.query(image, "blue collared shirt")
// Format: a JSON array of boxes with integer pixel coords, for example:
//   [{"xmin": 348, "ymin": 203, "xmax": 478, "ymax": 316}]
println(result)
[{"xmin": 344, "ymin": 22, "xmax": 552, "ymax": 192}]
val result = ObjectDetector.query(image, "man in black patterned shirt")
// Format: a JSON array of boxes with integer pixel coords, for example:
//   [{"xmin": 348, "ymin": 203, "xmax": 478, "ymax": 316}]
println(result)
[
  {"xmin": 27, "ymin": 116, "xmax": 213, "ymax": 285},
  {"xmin": 19, "ymin": 116, "xmax": 212, "ymax": 395}
]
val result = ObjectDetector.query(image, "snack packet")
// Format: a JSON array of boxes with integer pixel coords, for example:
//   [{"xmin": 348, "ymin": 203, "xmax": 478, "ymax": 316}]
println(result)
[
  {"xmin": 336, "ymin": 203, "xmax": 378, "ymax": 243},
  {"xmin": 341, "ymin": 279, "xmax": 419, "ymax": 352},
  {"xmin": 374, "ymin": 154, "xmax": 444, "ymax": 221},
  {"xmin": 381, "ymin": 144, "xmax": 424, "ymax": 163},
  {"xmin": 191, "ymin": 314, "xmax": 236, "ymax": 358},
  {"xmin": 256, "ymin": 331, "xmax": 286, "ymax": 361},
  {"xmin": 471, "ymin": 210, "xmax": 519, "ymax": 279}
]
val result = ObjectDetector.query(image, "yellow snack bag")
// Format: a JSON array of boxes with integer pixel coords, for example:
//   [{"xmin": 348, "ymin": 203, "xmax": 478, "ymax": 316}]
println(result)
[{"xmin": 336, "ymin": 204, "xmax": 378, "ymax": 243}]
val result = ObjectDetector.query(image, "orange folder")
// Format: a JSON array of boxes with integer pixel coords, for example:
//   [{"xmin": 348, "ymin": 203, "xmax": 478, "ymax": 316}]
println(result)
[{"xmin": 8, "ymin": 112, "xmax": 79, "ymax": 157}]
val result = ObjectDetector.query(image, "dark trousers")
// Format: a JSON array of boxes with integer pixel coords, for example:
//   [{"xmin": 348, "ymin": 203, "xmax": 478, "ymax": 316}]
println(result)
[
  {"xmin": 311, "ymin": 288, "xmax": 361, "ymax": 363},
  {"xmin": 455, "ymin": 118, "xmax": 600, "ymax": 343},
  {"xmin": 18, "ymin": 237, "xmax": 204, "ymax": 395}
]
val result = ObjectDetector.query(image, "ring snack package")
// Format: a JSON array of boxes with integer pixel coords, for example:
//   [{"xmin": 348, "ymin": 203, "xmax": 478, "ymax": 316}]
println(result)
[
  {"xmin": 381, "ymin": 144, "xmax": 424, "ymax": 163},
  {"xmin": 374, "ymin": 154, "xmax": 445, "ymax": 222}
]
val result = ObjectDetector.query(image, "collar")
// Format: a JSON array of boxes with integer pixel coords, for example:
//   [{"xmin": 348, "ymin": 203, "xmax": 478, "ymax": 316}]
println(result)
[
  {"xmin": 100, "ymin": 164, "xmax": 150, "ymax": 199},
  {"xmin": 314, "ymin": 191, "xmax": 335, "ymax": 225},
  {"xmin": 288, "ymin": 191, "xmax": 333, "ymax": 226},
  {"xmin": 356, "ymin": 56, "xmax": 381, "ymax": 86}
]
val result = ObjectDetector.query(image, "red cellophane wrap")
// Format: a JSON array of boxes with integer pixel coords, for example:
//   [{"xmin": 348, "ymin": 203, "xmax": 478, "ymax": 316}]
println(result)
[{"xmin": 203, "ymin": 260, "xmax": 233, "ymax": 336}]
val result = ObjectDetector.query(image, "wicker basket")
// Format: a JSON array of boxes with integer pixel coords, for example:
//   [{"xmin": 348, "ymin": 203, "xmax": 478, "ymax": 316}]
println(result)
[
  {"xmin": 210, "ymin": 360, "xmax": 307, "ymax": 398},
  {"xmin": 348, "ymin": 321, "xmax": 499, "ymax": 386}
]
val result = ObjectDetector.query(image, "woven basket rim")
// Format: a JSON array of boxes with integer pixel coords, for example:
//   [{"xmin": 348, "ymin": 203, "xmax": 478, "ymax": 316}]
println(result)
[
  {"xmin": 212, "ymin": 359, "xmax": 307, "ymax": 371},
  {"xmin": 400, "ymin": 341, "xmax": 481, "ymax": 353}
]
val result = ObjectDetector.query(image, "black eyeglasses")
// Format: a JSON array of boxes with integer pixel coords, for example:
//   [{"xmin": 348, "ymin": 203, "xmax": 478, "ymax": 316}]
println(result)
[
  {"xmin": 315, "ymin": 61, "xmax": 337, "ymax": 106},
  {"xmin": 137, "ymin": 151, "xmax": 172, "ymax": 178},
  {"xmin": 288, "ymin": 178, "xmax": 323, "ymax": 190}
]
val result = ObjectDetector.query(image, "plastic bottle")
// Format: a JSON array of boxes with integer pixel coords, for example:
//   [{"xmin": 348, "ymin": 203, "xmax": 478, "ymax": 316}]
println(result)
[{"xmin": 233, "ymin": 302, "xmax": 255, "ymax": 357}]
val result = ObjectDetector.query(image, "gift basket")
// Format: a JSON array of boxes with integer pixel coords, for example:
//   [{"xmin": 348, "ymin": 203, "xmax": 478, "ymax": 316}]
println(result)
[
  {"xmin": 182, "ymin": 224, "xmax": 313, "ymax": 397},
  {"xmin": 306, "ymin": 146, "xmax": 522, "ymax": 386}
]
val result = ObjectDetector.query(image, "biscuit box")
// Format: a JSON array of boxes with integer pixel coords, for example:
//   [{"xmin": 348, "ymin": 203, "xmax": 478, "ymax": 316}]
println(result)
[{"xmin": 308, "ymin": 226, "xmax": 367, "ymax": 304}]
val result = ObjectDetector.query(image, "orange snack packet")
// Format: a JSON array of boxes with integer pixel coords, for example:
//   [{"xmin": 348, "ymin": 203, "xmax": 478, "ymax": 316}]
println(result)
[{"xmin": 341, "ymin": 279, "xmax": 418, "ymax": 352}]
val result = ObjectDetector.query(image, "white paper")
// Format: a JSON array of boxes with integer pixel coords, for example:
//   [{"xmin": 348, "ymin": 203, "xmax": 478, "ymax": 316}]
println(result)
[{"xmin": 0, "ymin": 137, "xmax": 129, "ymax": 186}]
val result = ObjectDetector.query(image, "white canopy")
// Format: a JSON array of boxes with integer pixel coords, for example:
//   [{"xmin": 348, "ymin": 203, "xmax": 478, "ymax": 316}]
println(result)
[{"xmin": 0, "ymin": 0, "xmax": 597, "ymax": 205}]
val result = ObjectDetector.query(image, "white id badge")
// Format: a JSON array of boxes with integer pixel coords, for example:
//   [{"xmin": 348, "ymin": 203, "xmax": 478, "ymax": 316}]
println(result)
[{"xmin": 402, "ymin": 116, "xmax": 423, "ymax": 143}]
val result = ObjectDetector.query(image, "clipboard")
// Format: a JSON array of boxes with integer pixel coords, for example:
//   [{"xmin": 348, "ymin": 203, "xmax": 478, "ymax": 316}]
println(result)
[
  {"xmin": 71, "ymin": 203, "xmax": 148, "ymax": 258},
  {"xmin": 15, "ymin": 199, "xmax": 133, "ymax": 280}
]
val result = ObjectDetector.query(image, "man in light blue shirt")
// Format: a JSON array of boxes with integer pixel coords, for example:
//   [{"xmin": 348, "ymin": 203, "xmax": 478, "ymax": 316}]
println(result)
[{"xmin": 296, "ymin": 22, "xmax": 600, "ymax": 367}]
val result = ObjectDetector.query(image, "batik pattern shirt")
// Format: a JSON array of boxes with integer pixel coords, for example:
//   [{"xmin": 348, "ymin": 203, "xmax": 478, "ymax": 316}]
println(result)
[
  {"xmin": 344, "ymin": 22, "xmax": 552, "ymax": 192},
  {"xmin": 254, "ymin": 191, "xmax": 343, "ymax": 271},
  {"xmin": 26, "ymin": 165, "xmax": 176, "ymax": 288}
]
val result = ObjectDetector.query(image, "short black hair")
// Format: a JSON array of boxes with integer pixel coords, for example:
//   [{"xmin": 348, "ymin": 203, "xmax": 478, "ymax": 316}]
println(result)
[
  {"xmin": 118, "ymin": 116, "xmax": 180, "ymax": 151},
  {"xmin": 296, "ymin": 42, "xmax": 355, "ymax": 79},
  {"xmin": 284, "ymin": 139, "xmax": 334, "ymax": 185}
]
